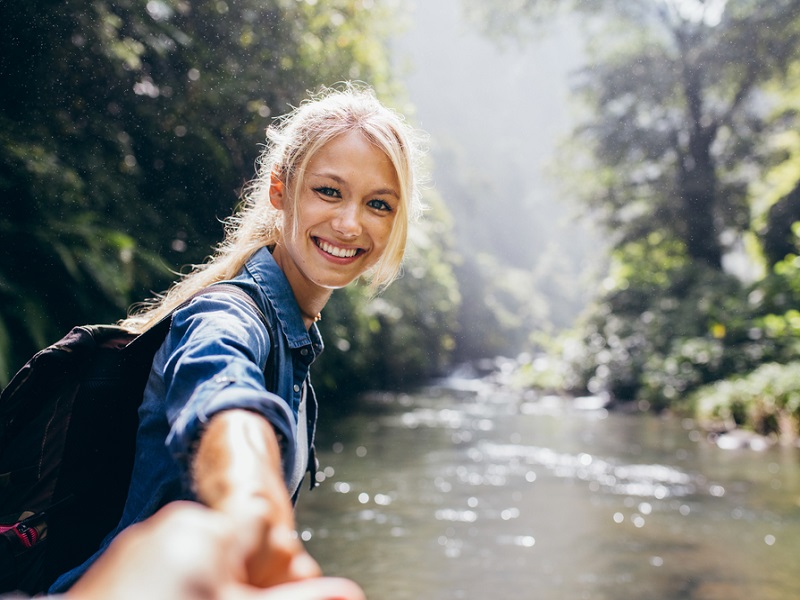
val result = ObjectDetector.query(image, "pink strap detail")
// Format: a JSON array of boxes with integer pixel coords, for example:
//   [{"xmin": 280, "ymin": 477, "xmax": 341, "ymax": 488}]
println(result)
[{"xmin": 0, "ymin": 522, "xmax": 39, "ymax": 548}]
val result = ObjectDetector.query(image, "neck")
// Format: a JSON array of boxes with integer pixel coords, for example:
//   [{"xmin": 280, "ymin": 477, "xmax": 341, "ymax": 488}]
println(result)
[
  {"xmin": 301, "ymin": 309, "xmax": 322, "ymax": 328},
  {"xmin": 269, "ymin": 244, "xmax": 332, "ymax": 329},
  {"xmin": 298, "ymin": 292, "xmax": 331, "ymax": 329}
]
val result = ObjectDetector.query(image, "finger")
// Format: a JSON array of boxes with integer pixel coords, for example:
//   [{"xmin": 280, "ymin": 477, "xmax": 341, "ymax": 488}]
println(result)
[
  {"xmin": 245, "ymin": 577, "xmax": 366, "ymax": 600},
  {"xmin": 245, "ymin": 525, "xmax": 298, "ymax": 586},
  {"xmin": 287, "ymin": 551, "xmax": 323, "ymax": 580}
]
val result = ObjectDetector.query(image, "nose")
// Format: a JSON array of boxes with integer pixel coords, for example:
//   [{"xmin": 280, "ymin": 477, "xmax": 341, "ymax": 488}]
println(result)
[{"xmin": 332, "ymin": 202, "xmax": 362, "ymax": 239}]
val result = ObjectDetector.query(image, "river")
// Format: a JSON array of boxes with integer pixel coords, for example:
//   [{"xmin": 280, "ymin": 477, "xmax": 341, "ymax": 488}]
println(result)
[{"xmin": 296, "ymin": 376, "xmax": 800, "ymax": 600}]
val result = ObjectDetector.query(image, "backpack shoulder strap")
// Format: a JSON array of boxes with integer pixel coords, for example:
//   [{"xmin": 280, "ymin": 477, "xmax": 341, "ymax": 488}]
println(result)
[
  {"xmin": 202, "ymin": 284, "xmax": 270, "ymax": 334},
  {"xmin": 125, "ymin": 283, "xmax": 271, "ymax": 356},
  {"xmin": 209, "ymin": 284, "xmax": 277, "ymax": 392},
  {"xmin": 207, "ymin": 284, "xmax": 278, "ymax": 393},
  {"xmin": 128, "ymin": 283, "xmax": 277, "ymax": 389}
]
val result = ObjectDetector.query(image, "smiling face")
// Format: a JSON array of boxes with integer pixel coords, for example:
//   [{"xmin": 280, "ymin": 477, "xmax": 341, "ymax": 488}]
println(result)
[{"xmin": 270, "ymin": 130, "xmax": 401, "ymax": 306}]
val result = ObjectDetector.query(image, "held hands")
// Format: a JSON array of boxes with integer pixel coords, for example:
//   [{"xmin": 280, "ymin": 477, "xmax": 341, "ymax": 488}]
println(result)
[
  {"xmin": 65, "ymin": 502, "xmax": 364, "ymax": 600},
  {"xmin": 193, "ymin": 409, "xmax": 322, "ymax": 587},
  {"xmin": 217, "ymin": 491, "xmax": 322, "ymax": 587}
]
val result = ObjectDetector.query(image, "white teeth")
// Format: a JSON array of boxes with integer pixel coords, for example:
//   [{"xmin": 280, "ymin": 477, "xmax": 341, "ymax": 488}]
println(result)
[{"xmin": 318, "ymin": 239, "xmax": 358, "ymax": 258}]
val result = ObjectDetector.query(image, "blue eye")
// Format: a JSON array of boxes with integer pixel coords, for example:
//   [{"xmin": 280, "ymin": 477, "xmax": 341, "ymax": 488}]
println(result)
[
  {"xmin": 368, "ymin": 199, "xmax": 392, "ymax": 212},
  {"xmin": 315, "ymin": 186, "xmax": 340, "ymax": 198}
]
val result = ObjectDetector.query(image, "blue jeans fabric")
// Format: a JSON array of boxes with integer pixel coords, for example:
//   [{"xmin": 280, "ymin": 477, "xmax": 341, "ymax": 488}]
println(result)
[{"xmin": 50, "ymin": 247, "xmax": 321, "ymax": 593}]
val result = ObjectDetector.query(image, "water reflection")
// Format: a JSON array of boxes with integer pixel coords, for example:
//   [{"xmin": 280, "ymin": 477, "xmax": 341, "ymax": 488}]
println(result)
[
  {"xmin": 473, "ymin": 442, "xmax": 697, "ymax": 498},
  {"xmin": 297, "ymin": 384, "xmax": 800, "ymax": 600}
]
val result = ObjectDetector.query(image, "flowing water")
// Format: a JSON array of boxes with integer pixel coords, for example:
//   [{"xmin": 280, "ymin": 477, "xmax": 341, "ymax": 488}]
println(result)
[{"xmin": 296, "ymin": 378, "xmax": 800, "ymax": 600}]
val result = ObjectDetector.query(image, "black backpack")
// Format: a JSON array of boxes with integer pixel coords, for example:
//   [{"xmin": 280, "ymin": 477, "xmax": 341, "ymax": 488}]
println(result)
[{"xmin": 0, "ymin": 284, "xmax": 268, "ymax": 595}]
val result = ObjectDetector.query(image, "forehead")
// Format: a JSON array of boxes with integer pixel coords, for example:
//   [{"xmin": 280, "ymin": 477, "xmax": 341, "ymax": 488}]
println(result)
[{"xmin": 307, "ymin": 131, "xmax": 400, "ymax": 190}]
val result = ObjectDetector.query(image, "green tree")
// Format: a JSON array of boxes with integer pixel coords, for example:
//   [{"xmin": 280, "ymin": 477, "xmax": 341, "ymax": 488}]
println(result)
[
  {"xmin": 465, "ymin": 0, "xmax": 800, "ymax": 271},
  {"xmin": 752, "ymin": 58, "xmax": 800, "ymax": 268}
]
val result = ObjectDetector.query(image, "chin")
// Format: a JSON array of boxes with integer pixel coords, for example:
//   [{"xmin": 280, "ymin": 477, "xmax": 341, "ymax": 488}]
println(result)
[
  {"xmin": 316, "ymin": 277, "xmax": 359, "ymax": 290},
  {"xmin": 304, "ymin": 270, "xmax": 353, "ymax": 290},
  {"xmin": 312, "ymin": 263, "xmax": 376, "ymax": 290}
]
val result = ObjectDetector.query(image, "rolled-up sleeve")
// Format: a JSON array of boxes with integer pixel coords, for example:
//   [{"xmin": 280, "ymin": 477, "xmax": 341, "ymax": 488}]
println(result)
[{"xmin": 161, "ymin": 292, "xmax": 296, "ymax": 483}]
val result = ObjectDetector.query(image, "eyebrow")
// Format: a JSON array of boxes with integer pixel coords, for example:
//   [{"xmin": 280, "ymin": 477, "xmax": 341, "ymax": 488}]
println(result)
[{"xmin": 311, "ymin": 172, "xmax": 400, "ymax": 198}]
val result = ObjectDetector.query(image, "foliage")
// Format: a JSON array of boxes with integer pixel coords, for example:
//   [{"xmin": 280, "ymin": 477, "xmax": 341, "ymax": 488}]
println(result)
[
  {"xmin": 0, "ymin": 0, "xmax": 459, "ymax": 394},
  {"xmin": 510, "ymin": 352, "xmax": 570, "ymax": 394},
  {"xmin": 571, "ymin": 0, "xmax": 800, "ymax": 270},
  {"xmin": 677, "ymin": 233, "xmax": 800, "ymax": 436},
  {"xmin": 562, "ymin": 248, "xmax": 800, "ymax": 409},
  {"xmin": 689, "ymin": 361, "xmax": 800, "ymax": 438},
  {"xmin": 564, "ymin": 261, "xmax": 740, "ymax": 403},
  {"xmin": 463, "ymin": 0, "xmax": 800, "ymax": 412}
]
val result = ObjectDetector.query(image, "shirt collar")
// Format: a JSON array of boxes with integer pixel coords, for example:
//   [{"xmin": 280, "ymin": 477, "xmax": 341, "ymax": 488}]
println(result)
[{"xmin": 244, "ymin": 247, "xmax": 323, "ymax": 352}]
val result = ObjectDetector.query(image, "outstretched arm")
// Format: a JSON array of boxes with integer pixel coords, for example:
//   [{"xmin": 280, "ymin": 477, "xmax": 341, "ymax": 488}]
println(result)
[{"xmin": 192, "ymin": 409, "xmax": 321, "ymax": 588}]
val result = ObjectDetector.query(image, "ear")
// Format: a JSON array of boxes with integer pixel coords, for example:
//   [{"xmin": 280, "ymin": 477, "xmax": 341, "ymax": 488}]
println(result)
[{"xmin": 269, "ymin": 172, "xmax": 285, "ymax": 210}]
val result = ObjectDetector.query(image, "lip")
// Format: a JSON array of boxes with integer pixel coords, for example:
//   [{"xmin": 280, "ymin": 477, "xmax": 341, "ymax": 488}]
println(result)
[{"xmin": 313, "ymin": 236, "xmax": 365, "ymax": 262}]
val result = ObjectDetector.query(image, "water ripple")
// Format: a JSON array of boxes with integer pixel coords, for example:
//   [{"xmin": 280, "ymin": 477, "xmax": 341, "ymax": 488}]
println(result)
[{"xmin": 477, "ymin": 442, "xmax": 701, "ymax": 498}]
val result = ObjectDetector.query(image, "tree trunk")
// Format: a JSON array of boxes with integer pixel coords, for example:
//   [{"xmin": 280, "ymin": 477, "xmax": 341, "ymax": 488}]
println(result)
[
  {"xmin": 678, "ymin": 129, "xmax": 722, "ymax": 270},
  {"xmin": 678, "ymin": 56, "xmax": 723, "ymax": 270}
]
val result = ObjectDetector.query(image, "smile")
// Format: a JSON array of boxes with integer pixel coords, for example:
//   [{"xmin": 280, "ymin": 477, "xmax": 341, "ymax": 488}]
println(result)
[{"xmin": 315, "ymin": 238, "xmax": 361, "ymax": 259}]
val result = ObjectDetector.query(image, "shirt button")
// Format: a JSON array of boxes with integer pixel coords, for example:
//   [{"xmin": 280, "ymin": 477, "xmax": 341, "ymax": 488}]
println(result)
[
  {"xmin": 300, "ymin": 348, "xmax": 308, "ymax": 356},
  {"xmin": 293, "ymin": 384, "xmax": 300, "ymax": 392}
]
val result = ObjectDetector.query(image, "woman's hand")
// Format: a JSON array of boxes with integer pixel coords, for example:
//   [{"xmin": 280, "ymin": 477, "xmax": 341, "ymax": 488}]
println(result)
[
  {"xmin": 217, "ymin": 492, "xmax": 321, "ymax": 587},
  {"xmin": 193, "ymin": 409, "xmax": 321, "ymax": 587},
  {"xmin": 65, "ymin": 502, "xmax": 362, "ymax": 600}
]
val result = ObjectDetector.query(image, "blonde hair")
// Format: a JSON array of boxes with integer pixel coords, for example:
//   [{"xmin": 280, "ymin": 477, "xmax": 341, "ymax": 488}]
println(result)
[{"xmin": 121, "ymin": 83, "xmax": 425, "ymax": 333}]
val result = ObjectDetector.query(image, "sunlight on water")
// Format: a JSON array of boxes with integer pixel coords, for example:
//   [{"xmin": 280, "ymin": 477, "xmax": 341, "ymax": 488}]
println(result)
[{"xmin": 477, "ymin": 442, "xmax": 697, "ymax": 498}]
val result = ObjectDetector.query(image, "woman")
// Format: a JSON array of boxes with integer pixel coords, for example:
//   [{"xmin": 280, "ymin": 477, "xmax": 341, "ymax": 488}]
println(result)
[{"xmin": 49, "ymin": 83, "xmax": 425, "ymax": 593}]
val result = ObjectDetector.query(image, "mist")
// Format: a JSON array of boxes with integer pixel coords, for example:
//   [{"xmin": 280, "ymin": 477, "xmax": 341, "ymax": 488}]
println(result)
[{"xmin": 392, "ymin": 0, "xmax": 603, "ymax": 331}]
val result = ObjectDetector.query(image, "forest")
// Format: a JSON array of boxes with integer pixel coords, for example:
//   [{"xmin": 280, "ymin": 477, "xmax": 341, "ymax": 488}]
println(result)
[{"xmin": 2, "ymin": 0, "xmax": 799, "ymax": 439}]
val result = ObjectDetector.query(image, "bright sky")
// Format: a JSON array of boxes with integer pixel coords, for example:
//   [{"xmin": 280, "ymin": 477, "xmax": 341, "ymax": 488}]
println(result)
[{"xmin": 664, "ymin": 0, "xmax": 728, "ymax": 26}]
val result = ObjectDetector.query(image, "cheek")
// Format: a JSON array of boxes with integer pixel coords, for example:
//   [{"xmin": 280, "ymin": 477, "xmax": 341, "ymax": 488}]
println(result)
[
  {"xmin": 294, "ymin": 197, "xmax": 330, "ymax": 229},
  {"xmin": 284, "ymin": 199, "xmax": 318, "ymax": 240},
  {"xmin": 374, "ymin": 216, "xmax": 397, "ymax": 247}
]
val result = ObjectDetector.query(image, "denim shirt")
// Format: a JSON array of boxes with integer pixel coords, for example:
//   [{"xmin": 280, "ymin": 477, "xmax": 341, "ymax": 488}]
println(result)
[{"xmin": 50, "ymin": 247, "xmax": 322, "ymax": 593}]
